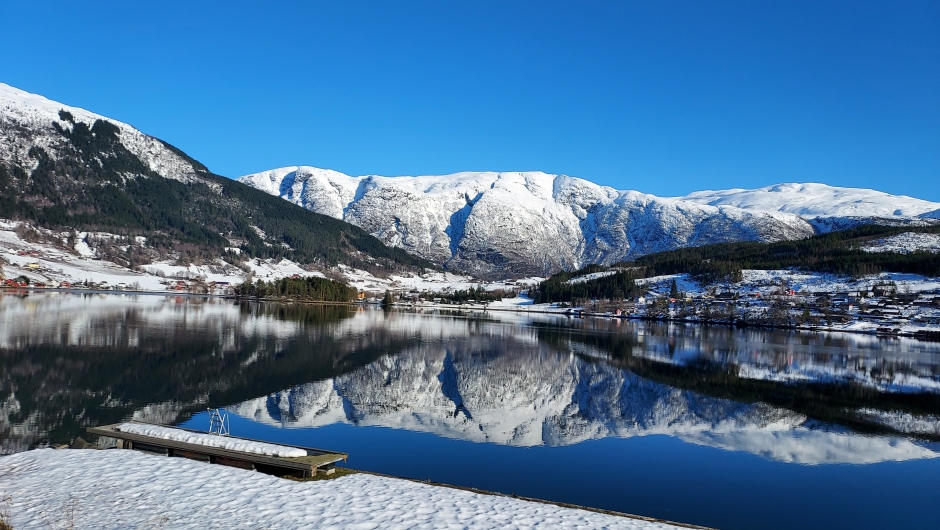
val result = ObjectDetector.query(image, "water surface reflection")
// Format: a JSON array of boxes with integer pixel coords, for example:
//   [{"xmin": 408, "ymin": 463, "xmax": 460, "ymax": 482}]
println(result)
[{"xmin": 2, "ymin": 293, "xmax": 940, "ymax": 529}]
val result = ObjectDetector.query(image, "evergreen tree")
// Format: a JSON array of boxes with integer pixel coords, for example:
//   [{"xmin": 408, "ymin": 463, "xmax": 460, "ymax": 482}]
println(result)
[{"xmin": 669, "ymin": 280, "xmax": 679, "ymax": 299}]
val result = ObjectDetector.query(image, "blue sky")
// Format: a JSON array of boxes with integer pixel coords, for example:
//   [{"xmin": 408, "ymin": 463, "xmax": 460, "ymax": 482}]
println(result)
[{"xmin": 2, "ymin": 1, "xmax": 938, "ymax": 199}]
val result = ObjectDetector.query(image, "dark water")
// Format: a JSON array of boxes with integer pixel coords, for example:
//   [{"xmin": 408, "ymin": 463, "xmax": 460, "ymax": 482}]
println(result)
[{"xmin": 2, "ymin": 292, "xmax": 940, "ymax": 529}]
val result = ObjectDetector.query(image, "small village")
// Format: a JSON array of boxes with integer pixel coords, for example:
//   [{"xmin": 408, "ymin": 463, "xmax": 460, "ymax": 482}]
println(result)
[
  {"xmin": 381, "ymin": 276, "xmax": 940, "ymax": 340},
  {"xmin": 610, "ymin": 285, "xmax": 940, "ymax": 339}
]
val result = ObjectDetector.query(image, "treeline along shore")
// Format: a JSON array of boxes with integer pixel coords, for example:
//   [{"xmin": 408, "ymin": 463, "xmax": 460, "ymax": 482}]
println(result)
[{"xmin": 234, "ymin": 276, "xmax": 358, "ymax": 302}]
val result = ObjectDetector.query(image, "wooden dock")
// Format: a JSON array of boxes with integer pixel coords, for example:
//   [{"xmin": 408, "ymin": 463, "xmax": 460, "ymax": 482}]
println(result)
[{"xmin": 87, "ymin": 422, "xmax": 347, "ymax": 479}]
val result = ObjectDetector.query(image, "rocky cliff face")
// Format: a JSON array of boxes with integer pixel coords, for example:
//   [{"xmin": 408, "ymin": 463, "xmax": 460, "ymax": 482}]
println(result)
[{"xmin": 239, "ymin": 167, "xmax": 819, "ymax": 276}]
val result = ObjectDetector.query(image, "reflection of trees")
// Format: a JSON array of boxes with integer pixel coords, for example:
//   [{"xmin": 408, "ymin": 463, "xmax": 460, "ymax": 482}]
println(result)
[
  {"xmin": 623, "ymin": 357, "xmax": 940, "ymax": 440},
  {"xmin": 0, "ymin": 303, "xmax": 416, "ymax": 450},
  {"xmin": 239, "ymin": 301, "xmax": 354, "ymax": 323},
  {"xmin": 2, "ymin": 301, "xmax": 939, "ymax": 453},
  {"xmin": 550, "ymin": 325, "xmax": 940, "ymax": 440}
]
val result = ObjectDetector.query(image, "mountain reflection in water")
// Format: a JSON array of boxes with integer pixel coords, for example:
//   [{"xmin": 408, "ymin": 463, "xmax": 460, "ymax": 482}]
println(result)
[
  {"xmin": 2, "ymin": 292, "xmax": 938, "ymax": 463},
  {"xmin": 5, "ymin": 292, "xmax": 940, "ymax": 529}
]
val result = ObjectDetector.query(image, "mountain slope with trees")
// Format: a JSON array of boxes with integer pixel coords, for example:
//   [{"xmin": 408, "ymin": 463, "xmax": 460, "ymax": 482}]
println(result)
[
  {"xmin": 532, "ymin": 225, "xmax": 940, "ymax": 303},
  {"xmin": 628, "ymin": 225, "xmax": 940, "ymax": 282},
  {"xmin": 0, "ymin": 83, "xmax": 430, "ymax": 275}
]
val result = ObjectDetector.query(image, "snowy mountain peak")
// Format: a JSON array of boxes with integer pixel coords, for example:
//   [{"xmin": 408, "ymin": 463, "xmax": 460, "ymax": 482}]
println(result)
[
  {"xmin": 0, "ymin": 83, "xmax": 429, "ymax": 276},
  {"xmin": 0, "ymin": 83, "xmax": 201, "ymax": 183},
  {"xmin": 0, "ymin": 82, "xmax": 104, "ymax": 123},
  {"xmin": 681, "ymin": 182, "xmax": 940, "ymax": 218},
  {"xmin": 238, "ymin": 166, "xmax": 821, "ymax": 275},
  {"xmin": 239, "ymin": 166, "xmax": 939, "ymax": 275}
]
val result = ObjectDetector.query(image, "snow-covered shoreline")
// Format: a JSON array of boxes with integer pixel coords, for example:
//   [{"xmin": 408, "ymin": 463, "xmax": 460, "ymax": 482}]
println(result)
[
  {"xmin": 0, "ymin": 449, "xmax": 695, "ymax": 529},
  {"xmin": 3, "ymin": 286, "xmax": 938, "ymax": 344}
]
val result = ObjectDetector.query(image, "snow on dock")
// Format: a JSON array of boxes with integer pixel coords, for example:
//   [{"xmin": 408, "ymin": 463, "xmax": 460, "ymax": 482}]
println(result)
[
  {"xmin": 0, "ymin": 449, "xmax": 695, "ymax": 529},
  {"xmin": 88, "ymin": 421, "xmax": 346, "ymax": 478},
  {"xmin": 115, "ymin": 422, "xmax": 307, "ymax": 458}
]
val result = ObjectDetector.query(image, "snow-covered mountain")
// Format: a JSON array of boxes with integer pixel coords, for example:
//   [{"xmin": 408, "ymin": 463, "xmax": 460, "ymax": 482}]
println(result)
[
  {"xmin": 239, "ymin": 167, "xmax": 939, "ymax": 276},
  {"xmin": 7, "ymin": 80, "xmax": 935, "ymax": 278},
  {"xmin": 681, "ymin": 183, "xmax": 939, "ymax": 219},
  {"xmin": 0, "ymin": 83, "xmax": 426, "ymax": 274},
  {"xmin": 0, "ymin": 83, "xmax": 200, "ymax": 183},
  {"xmin": 238, "ymin": 167, "xmax": 819, "ymax": 275}
]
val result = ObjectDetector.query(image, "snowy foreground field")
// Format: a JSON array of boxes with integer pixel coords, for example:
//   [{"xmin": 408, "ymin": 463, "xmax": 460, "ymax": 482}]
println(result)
[{"xmin": 0, "ymin": 449, "xmax": 692, "ymax": 529}]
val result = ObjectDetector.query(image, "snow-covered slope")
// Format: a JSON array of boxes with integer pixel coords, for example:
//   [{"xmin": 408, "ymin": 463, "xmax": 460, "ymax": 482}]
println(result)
[
  {"xmin": 0, "ymin": 83, "xmax": 199, "ymax": 183},
  {"xmin": 0, "ymin": 83, "xmax": 430, "ymax": 275},
  {"xmin": 0, "ymin": 217, "xmax": 536, "ymax": 300},
  {"xmin": 861, "ymin": 232, "xmax": 940, "ymax": 254},
  {"xmin": 681, "ymin": 182, "xmax": 940, "ymax": 219},
  {"xmin": 239, "ymin": 167, "xmax": 816, "ymax": 275}
]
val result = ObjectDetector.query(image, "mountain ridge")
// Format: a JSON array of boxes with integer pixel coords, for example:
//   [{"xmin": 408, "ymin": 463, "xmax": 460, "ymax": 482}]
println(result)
[
  {"xmin": 239, "ymin": 166, "xmax": 939, "ymax": 276},
  {"xmin": 6, "ymin": 80, "xmax": 935, "ymax": 279},
  {"xmin": 0, "ymin": 83, "xmax": 430, "ymax": 275},
  {"xmin": 681, "ymin": 182, "xmax": 939, "ymax": 218}
]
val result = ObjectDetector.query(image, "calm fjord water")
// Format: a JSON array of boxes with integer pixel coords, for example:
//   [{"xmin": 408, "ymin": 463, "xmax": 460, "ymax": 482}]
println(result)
[{"xmin": 2, "ymin": 293, "xmax": 939, "ymax": 529}]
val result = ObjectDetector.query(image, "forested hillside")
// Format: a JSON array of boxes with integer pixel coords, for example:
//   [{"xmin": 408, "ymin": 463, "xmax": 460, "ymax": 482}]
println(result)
[
  {"xmin": 532, "ymin": 226, "xmax": 940, "ymax": 303},
  {"xmin": 628, "ymin": 225, "xmax": 940, "ymax": 282},
  {"xmin": 532, "ymin": 265, "xmax": 642, "ymax": 303},
  {"xmin": 0, "ymin": 109, "xmax": 430, "ymax": 275}
]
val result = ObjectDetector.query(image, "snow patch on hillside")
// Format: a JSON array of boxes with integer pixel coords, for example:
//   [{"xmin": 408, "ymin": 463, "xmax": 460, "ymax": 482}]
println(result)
[
  {"xmin": 567, "ymin": 270, "xmax": 619, "ymax": 284},
  {"xmin": 635, "ymin": 274, "xmax": 700, "ymax": 293},
  {"xmin": 861, "ymin": 232, "xmax": 940, "ymax": 254}
]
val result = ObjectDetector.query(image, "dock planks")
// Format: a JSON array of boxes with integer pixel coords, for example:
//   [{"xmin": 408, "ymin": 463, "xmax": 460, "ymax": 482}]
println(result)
[{"xmin": 87, "ymin": 422, "xmax": 347, "ymax": 478}]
